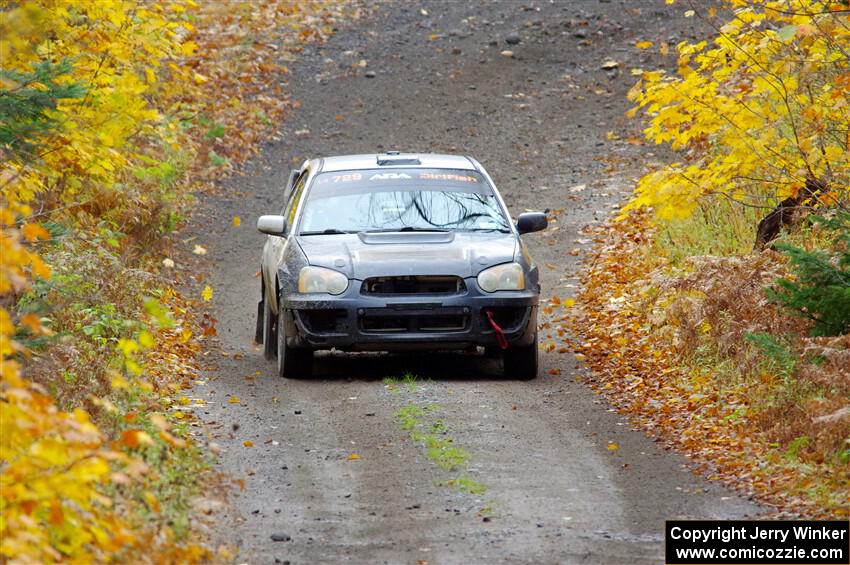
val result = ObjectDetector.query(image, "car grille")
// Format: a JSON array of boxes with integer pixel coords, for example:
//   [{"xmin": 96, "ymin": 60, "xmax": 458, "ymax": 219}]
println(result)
[
  {"xmin": 297, "ymin": 309, "xmax": 348, "ymax": 334},
  {"xmin": 361, "ymin": 275, "xmax": 466, "ymax": 296},
  {"xmin": 361, "ymin": 315, "xmax": 467, "ymax": 333},
  {"xmin": 359, "ymin": 306, "xmax": 469, "ymax": 333}
]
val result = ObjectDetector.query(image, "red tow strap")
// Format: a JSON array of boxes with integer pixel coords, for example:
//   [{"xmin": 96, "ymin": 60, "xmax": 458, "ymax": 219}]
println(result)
[{"xmin": 485, "ymin": 310, "xmax": 509, "ymax": 350}]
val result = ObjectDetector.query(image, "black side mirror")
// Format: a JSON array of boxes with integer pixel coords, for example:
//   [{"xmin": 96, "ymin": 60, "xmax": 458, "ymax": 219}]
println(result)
[{"xmin": 516, "ymin": 212, "xmax": 548, "ymax": 235}]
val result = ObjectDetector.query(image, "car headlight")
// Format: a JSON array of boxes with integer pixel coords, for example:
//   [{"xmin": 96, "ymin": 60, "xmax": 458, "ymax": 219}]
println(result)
[
  {"xmin": 477, "ymin": 262, "xmax": 525, "ymax": 292},
  {"xmin": 298, "ymin": 266, "xmax": 348, "ymax": 295}
]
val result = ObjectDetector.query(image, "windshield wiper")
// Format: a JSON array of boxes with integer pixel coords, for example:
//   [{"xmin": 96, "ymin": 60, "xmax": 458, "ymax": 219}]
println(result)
[
  {"xmin": 463, "ymin": 227, "xmax": 511, "ymax": 233},
  {"xmin": 361, "ymin": 227, "xmax": 450, "ymax": 234},
  {"xmin": 299, "ymin": 228, "xmax": 355, "ymax": 235}
]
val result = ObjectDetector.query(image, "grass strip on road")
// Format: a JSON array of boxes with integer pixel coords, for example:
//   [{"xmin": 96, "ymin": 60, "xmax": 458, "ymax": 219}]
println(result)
[{"xmin": 387, "ymin": 375, "xmax": 488, "ymax": 497}]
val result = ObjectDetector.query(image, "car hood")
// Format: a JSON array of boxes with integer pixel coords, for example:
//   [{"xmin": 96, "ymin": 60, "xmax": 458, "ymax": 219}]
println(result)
[{"xmin": 296, "ymin": 232, "xmax": 518, "ymax": 279}]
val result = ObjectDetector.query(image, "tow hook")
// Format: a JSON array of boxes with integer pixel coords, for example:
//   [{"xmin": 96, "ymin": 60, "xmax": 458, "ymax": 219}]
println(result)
[{"xmin": 485, "ymin": 310, "xmax": 509, "ymax": 350}]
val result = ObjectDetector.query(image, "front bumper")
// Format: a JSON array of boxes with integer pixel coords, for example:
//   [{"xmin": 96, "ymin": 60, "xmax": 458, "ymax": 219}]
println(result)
[{"xmin": 281, "ymin": 280, "xmax": 538, "ymax": 352}]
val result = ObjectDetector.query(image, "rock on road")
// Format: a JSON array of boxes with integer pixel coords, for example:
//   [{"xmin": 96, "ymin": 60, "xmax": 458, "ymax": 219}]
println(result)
[{"xmin": 189, "ymin": 1, "xmax": 760, "ymax": 563}]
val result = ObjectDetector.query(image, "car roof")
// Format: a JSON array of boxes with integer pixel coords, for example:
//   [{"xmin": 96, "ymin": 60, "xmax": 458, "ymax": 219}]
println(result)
[{"xmin": 319, "ymin": 153, "xmax": 478, "ymax": 173}]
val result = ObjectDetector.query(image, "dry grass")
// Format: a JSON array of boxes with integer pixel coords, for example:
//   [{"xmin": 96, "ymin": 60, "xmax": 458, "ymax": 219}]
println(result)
[
  {"xmin": 663, "ymin": 253, "xmax": 849, "ymax": 464},
  {"xmin": 567, "ymin": 211, "xmax": 849, "ymax": 518},
  {"xmin": 21, "ymin": 241, "xmax": 148, "ymax": 411}
]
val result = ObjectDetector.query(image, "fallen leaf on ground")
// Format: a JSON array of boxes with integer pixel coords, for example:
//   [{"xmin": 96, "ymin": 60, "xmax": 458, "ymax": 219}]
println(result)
[
  {"xmin": 22, "ymin": 223, "xmax": 50, "ymax": 242},
  {"xmin": 120, "ymin": 429, "xmax": 154, "ymax": 448}
]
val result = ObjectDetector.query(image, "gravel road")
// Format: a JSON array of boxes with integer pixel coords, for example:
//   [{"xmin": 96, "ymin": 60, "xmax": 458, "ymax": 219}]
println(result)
[{"xmin": 189, "ymin": 1, "xmax": 760, "ymax": 563}]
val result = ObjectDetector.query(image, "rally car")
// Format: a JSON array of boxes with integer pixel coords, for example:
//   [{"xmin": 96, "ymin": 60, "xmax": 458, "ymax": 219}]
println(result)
[{"xmin": 255, "ymin": 152, "xmax": 547, "ymax": 379}]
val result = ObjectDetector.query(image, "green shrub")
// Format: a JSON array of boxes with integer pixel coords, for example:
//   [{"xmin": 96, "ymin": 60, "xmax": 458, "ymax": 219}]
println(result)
[
  {"xmin": 744, "ymin": 332, "xmax": 797, "ymax": 380},
  {"xmin": 768, "ymin": 213, "xmax": 850, "ymax": 336},
  {"xmin": 0, "ymin": 59, "xmax": 85, "ymax": 161}
]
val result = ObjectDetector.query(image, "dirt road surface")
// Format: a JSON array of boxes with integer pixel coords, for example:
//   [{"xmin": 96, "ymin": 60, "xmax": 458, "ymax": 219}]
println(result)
[{"xmin": 188, "ymin": 1, "xmax": 760, "ymax": 563}]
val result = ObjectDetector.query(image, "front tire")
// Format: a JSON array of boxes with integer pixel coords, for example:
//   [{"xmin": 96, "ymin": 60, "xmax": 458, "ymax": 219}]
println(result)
[
  {"xmin": 276, "ymin": 302, "xmax": 313, "ymax": 378},
  {"xmin": 503, "ymin": 331, "xmax": 538, "ymax": 380},
  {"xmin": 262, "ymin": 292, "xmax": 276, "ymax": 361}
]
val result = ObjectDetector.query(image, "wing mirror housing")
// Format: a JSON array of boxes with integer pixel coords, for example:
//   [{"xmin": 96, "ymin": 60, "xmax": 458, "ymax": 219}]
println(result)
[
  {"xmin": 257, "ymin": 215, "xmax": 286, "ymax": 235},
  {"xmin": 516, "ymin": 212, "xmax": 548, "ymax": 235}
]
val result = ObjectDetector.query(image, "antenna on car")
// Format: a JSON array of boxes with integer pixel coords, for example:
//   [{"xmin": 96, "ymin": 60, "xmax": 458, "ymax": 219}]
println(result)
[{"xmin": 376, "ymin": 152, "xmax": 421, "ymax": 166}]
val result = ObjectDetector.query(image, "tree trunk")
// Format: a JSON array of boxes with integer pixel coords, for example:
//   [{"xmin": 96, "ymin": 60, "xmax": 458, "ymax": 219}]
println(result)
[{"xmin": 754, "ymin": 177, "xmax": 826, "ymax": 250}]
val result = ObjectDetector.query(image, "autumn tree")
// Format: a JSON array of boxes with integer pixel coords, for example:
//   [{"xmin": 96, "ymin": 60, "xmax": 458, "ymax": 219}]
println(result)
[
  {"xmin": 625, "ymin": 0, "xmax": 850, "ymax": 246},
  {"xmin": 0, "ymin": 1, "xmax": 190, "ymax": 560}
]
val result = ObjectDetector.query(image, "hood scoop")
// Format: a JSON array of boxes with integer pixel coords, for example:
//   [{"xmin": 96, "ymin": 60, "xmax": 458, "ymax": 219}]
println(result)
[{"xmin": 357, "ymin": 231, "xmax": 455, "ymax": 245}]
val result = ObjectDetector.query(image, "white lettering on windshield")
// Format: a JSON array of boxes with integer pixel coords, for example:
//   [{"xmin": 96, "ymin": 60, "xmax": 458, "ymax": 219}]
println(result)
[{"xmin": 369, "ymin": 173, "xmax": 413, "ymax": 180}]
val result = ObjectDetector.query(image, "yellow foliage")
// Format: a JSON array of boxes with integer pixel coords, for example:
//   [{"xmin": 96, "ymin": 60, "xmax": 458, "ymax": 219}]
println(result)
[
  {"xmin": 1, "ymin": 0, "xmax": 192, "ymax": 207},
  {"xmin": 0, "ymin": 0, "xmax": 196, "ymax": 561},
  {"xmin": 625, "ymin": 0, "xmax": 850, "ymax": 220},
  {"xmin": 0, "ymin": 340, "xmax": 140, "ymax": 562},
  {"xmin": 0, "ymin": 206, "xmax": 51, "ymax": 295},
  {"xmin": 1, "ymin": 0, "xmax": 350, "ymax": 560}
]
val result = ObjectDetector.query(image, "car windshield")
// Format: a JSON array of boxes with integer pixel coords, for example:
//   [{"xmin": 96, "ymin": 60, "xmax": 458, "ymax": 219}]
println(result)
[{"xmin": 298, "ymin": 168, "xmax": 511, "ymax": 234}]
